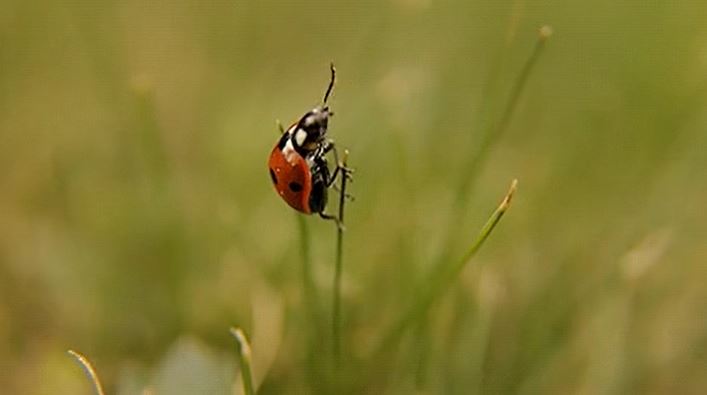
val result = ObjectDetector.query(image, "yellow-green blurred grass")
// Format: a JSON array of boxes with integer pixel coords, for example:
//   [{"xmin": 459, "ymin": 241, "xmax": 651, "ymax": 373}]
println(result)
[{"xmin": 1, "ymin": 0, "xmax": 707, "ymax": 394}]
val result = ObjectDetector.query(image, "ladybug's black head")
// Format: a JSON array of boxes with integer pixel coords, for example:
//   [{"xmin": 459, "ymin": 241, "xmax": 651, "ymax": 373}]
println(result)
[
  {"xmin": 299, "ymin": 106, "xmax": 332, "ymax": 139},
  {"xmin": 288, "ymin": 64, "xmax": 337, "ymax": 155},
  {"xmin": 288, "ymin": 106, "xmax": 332, "ymax": 155},
  {"xmin": 301, "ymin": 63, "xmax": 336, "ymax": 144}
]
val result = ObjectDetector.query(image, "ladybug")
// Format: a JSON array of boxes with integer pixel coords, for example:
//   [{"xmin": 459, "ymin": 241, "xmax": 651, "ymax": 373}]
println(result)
[{"xmin": 268, "ymin": 64, "xmax": 347, "ymax": 222}]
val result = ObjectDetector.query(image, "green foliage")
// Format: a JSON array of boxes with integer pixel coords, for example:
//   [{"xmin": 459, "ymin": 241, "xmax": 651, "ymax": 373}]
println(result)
[{"xmin": 1, "ymin": 0, "xmax": 707, "ymax": 394}]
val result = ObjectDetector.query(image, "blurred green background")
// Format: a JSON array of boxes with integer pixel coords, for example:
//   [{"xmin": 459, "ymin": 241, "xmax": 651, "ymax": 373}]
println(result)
[{"xmin": 1, "ymin": 0, "xmax": 706, "ymax": 393}]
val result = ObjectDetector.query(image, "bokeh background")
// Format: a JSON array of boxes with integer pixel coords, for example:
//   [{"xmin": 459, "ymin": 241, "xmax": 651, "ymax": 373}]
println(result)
[{"xmin": 1, "ymin": 0, "xmax": 706, "ymax": 394}]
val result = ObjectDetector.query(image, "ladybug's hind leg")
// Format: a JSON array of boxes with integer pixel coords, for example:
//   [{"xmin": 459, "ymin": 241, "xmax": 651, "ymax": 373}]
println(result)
[{"xmin": 319, "ymin": 211, "xmax": 345, "ymax": 231}]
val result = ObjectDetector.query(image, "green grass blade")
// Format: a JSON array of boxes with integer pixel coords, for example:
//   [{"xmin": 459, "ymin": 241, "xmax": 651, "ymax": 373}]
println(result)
[
  {"xmin": 459, "ymin": 26, "xmax": 551, "ymax": 205},
  {"xmin": 297, "ymin": 214, "xmax": 320, "ymax": 328},
  {"xmin": 67, "ymin": 349, "xmax": 106, "ymax": 395},
  {"xmin": 230, "ymin": 327, "xmax": 255, "ymax": 395},
  {"xmin": 439, "ymin": 26, "xmax": 552, "ymax": 268},
  {"xmin": 375, "ymin": 179, "xmax": 518, "ymax": 355},
  {"xmin": 297, "ymin": 214, "xmax": 326, "ymax": 392},
  {"xmin": 332, "ymin": 150, "xmax": 351, "ymax": 367}
]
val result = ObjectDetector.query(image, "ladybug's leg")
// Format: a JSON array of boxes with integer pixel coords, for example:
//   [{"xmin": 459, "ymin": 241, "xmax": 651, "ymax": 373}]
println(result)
[
  {"xmin": 276, "ymin": 119, "xmax": 285, "ymax": 134},
  {"xmin": 325, "ymin": 145, "xmax": 354, "ymax": 191},
  {"xmin": 314, "ymin": 142, "xmax": 350, "ymax": 231},
  {"xmin": 319, "ymin": 211, "xmax": 344, "ymax": 230},
  {"xmin": 318, "ymin": 141, "xmax": 340, "ymax": 187},
  {"xmin": 327, "ymin": 167, "xmax": 341, "ymax": 188},
  {"xmin": 328, "ymin": 148, "xmax": 355, "ymax": 201},
  {"xmin": 331, "ymin": 184, "xmax": 356, "ymax": 201}
]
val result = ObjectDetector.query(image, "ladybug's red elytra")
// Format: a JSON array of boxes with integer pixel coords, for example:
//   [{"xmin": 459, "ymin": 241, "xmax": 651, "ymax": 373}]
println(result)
[{"xmin": 268, "ymin": 64, "xmax": 349, "ymax": 223}]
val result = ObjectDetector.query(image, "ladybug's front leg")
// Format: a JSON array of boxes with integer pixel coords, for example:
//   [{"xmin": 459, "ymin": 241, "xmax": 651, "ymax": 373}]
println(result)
[
  {"xmin": 322, "ymin": 141, "xmax": 354, "ymax": 189},
  {"xmin": 328, "ymin": 149, "xmax": 355, "ymax": 202},
  {"xmin": 315, "ymin": 142, "xmax": 351, "ymax": 230}
]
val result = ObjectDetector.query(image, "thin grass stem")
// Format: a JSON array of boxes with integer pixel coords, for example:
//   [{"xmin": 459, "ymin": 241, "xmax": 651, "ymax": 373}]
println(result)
[
  {"xmin": 297, "ymin": 214, "xmax": 326, "ymax": 391},
  {"xmin": 375, "ymin": 179, "xmax": 518, "ymax": 355},
  {"xmin": 298, "ymin": 215, "xmax": 319, "ymax": 323},
  {"xmin": 438, "ymin": 26, "xmax": 552, "ymax": 269},
  {"xmin": 495, "ymin": 26, "xmax": 553, "ymax": 147},
  {"xmin": 230, "ymin": 327, "xmax": 255, "ymax": 395},
  {"xmin": 67, "ymin": 349, "xmax": 106, "ymax": 395},
  {"xmin": 332, "ymin": 150, "xmax": 351, "ymax": 366},
  {"xmin": 459, "ymin": 26, "xmax": 551, "ymax": 206}
]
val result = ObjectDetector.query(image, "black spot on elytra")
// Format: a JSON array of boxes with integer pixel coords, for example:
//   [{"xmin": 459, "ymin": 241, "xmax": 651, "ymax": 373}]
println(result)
[
  {"xmin": 269, "ymin": 169, "xmax": 278, "ymax": 185},
  {"xmin": 288, "ymin": 181, "xmax": 303, "ymax": 192}
]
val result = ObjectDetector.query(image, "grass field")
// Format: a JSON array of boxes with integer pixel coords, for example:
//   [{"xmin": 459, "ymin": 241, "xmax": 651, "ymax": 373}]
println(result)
[{"xmin": 1, "ymin": 0, "xmax": 706, "ymax": 394}]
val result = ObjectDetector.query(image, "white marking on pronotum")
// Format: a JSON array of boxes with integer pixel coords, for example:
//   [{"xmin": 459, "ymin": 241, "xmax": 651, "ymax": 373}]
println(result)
[
  {"xmin": 294, "ymin": 129, "xmax": 307, "ymax": 146},
  {"xmin": 304, "ymin": 113, "xmax": 316, "ymax": 126}
]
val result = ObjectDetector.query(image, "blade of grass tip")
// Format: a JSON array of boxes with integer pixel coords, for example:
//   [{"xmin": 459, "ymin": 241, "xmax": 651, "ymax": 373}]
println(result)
[
  {"xmin": 440, "ymin": 26, "xmax": 552, "ymax": 267},
  {"xmin": 332, "ymin": 150, "xmax": 351, "ymax": 367},
  {"xmin": 460, "ymin": 26, "xmax": 551, "ymax": 203},
  {"xmin": 67, "ymin": 350, "xmax": 106, "ymax": 395},
  {"xmin": 375, "ymin": 179, "xmax": 518, "ymax": 355},
  {"xmin": 230, "ymin": 327, "xmax": 255, "ymax": 395},
  {"xmin": 495, "ymin": 26, "xmax": 553, "ymax": 147}
]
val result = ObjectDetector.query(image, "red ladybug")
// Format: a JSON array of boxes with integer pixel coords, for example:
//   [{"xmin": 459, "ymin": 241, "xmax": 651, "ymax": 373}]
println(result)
[{"xmin": 268, "ymin": 64, "xmax": 346, "ymax": 222}]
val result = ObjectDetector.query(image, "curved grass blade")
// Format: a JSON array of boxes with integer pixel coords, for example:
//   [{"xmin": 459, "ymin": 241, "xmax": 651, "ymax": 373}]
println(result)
[
  {"xmin": 439, "ymin": 26, "xmax": 552, "ymax": 268},
  {"xmin": 67, "ymin": 349, "xmax": 106, "ymax": 395},
  {"xmin": 375, "ymin": 179, "xmax": 518, "ymax": 355},
  {"xmin": 230, "ymin": 327, "xmax": 255, "ymax": 395}
]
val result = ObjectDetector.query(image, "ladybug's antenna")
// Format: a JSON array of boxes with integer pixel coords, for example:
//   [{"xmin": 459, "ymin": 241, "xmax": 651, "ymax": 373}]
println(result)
[{"xmin": 322, "ymin": 62, "xmax": 336, "ymax": 105}]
